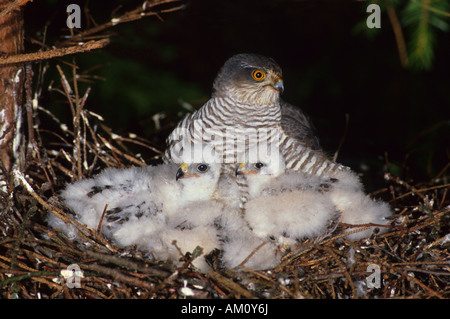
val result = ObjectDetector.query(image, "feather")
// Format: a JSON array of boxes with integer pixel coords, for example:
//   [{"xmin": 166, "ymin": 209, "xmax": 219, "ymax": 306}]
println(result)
[
  {"xmin": 245, "ymin": 189, "xmax": 338, "ymax": 244},
  {"xmin": 218, "ymin": 210, "xmax": 281, "ymax": 270},
  {"xmin": 49, "ymin": 158, "xmax": 224, "ymax": 271},
  {"xmin": 242, "ymin": 155, "xmax": 393, "ymax": 245}
]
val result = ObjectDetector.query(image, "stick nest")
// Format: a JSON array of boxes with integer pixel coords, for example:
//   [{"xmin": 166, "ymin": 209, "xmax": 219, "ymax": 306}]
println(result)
[{"xmin": 0, "ymin": 65, "xmax": 449, "ymax": 300}]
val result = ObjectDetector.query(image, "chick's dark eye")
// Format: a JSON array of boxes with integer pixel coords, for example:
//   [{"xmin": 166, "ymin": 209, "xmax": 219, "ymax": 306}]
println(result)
[
  {"xmin": 197, "ymin": 164, "xmax": 209, "ymax": 172},
  {"xmin": 254, "ymin": 163, "xmax": 264, "ymax": 170},
  {"xmin": 252, "ymin": 70, "xmax": 266, "ymax": 81}
]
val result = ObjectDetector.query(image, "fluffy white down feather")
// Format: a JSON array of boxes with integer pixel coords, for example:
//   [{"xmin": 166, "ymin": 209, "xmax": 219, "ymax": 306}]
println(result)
[
  {"xmin": 49, "ymin": 150, "xmax": 393, "ymax": 272},
  {"xmin": 242, "ymin": 157, "xmax": 393, "ymax": 242},
  {"xmin": 48, "ymin": 161, "xmax": 224, "ymax": 271},
  {"xmin": 323, "ymin": 168, "xmax": 392, "ymax": 239},
  {"xmin": 218, "ymin": 210, "xmax": 281, "ymax": 270},
  {"xmin": 244, "ymin": 189, "xmax": 338, "ymax": 245},
  {"xmin": 112, "ymin": 200, "xmax": 224, "ymax": 272}
]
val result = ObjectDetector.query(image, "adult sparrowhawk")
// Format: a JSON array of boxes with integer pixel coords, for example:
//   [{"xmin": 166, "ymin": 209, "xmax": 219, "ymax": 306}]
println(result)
[{"xmin": 164, "ymin": 53, "xmax": 345, "ymax": 177}]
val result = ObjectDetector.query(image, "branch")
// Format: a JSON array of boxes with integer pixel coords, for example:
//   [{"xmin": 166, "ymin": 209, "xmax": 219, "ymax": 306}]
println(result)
[
  {"xmin": 386, "ymin": 0, "xmax": 409, "ymax": 68},
  {"xmin": 0, "ymin": 39, "xmax": 110, "ymax": 65},
  {"xmin": 64, "ymin": 0, "xmax": 186, "ymax": 44},
  {"xmin": 206, "ymin": 270, "xmax": 257, "ymax": 299},
  {"xmin": 0, "ymin": 0, "xmax": 32, "ymax": 21}
]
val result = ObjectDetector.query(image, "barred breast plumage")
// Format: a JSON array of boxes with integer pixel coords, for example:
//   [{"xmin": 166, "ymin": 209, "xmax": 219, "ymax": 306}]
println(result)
[{"xmin": 164, "ymin": 53, "xmax": 346, "ymax": 179}]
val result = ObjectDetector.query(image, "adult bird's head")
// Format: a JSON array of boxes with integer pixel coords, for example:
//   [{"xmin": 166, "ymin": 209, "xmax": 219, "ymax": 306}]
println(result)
[{"xmin": 212, "ymin": 53, "xmax": 284, "ymax": 106}]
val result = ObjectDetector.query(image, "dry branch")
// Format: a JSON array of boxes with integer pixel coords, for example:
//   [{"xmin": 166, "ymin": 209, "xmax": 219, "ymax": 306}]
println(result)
[
  {"xmin": 0, "ymin": 39, "xmax": 110, "ymax": 65},
  {"xmin": 63, "ymin": 0, "xmax": 185, "ymax": 44}
]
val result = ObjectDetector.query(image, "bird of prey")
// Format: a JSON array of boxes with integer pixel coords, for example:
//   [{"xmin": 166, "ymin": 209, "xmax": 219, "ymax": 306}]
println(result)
[
  {"xmin": 110, "ymin": 164, "xmax": 225, "ymax": 272},
  {"xmin": 236, "ymin": 159, "xmax": 340, "ymax": 248},
  {"xmin": 48, "ymin": 53, "xmax": 393, "ymax": 271},
  {"xmin": 47, "ymin": 160, "xmax": 224, "ymax": 271},
  {"xmin": 47, "ymin": 140, "xmax": 224, "ymax": 257},
  {"xmin": 326, "ymin": 168, "xmax": 394, "ymax": 240},
  {"xmin": 237, "ymin": 155, "xmax": 393, "ymax": 244},
  {"xmin": 164, "ymin": 53, "xmax": 345, "ymax": 177},
  {"xmin": 218, "ymin": 208, "xmax": 281, "ymax": 270},
  {"xmin": 48, "ymin": 164, "xmax": 176, "ymax": 241}
]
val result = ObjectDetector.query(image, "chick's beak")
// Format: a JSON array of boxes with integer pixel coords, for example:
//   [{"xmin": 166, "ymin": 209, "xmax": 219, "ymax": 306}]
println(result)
[
  {"xmin": 272, "ymin": 76, "xmax": 284, "ymax": 93},
  {"xmin": 235, "ymin": 163, "xmax": 246, "ymax": 176},
  {"xmin": 176, "ymin": 163, "xmax": 187, "ymax": 181}
]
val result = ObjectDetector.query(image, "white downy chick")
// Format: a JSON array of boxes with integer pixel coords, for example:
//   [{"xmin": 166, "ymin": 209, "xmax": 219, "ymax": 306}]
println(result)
[
  {"xmin": 112, "ymin": 185, "xmax": 224, "ymax": 272},
  {"xmin": 48, "ymin": 164, "xmax": 176, "ymax": 240},
  {"xmin": 151, "ymin": 158, "xmax": 224, "ymax": 272},
  {"xmin": 49, "ymin": 143, "xmax": 224, "ymax": 271},
  {"xmin": 206, "ymin": 155, "xmax": 283, "ymax": 270},
  {"xmin": 326, "ymin": 168, "xmax": 393, "ymax": 240},
  {"xmin": 241, "ymin": 154, "xmax": 393, "ymax": 242},
  {"xmin": 108, "ymin": 147, "xmax": 223, "ymax": 271},
  {"xmin": 53, "ymin": 142, "xmax": 221, "ymax": 231},
  {"xmin": 238, "ymin": 158, "xmax": 339, "ymax": 247},
  {"xmin": 218, "ymin": 209, "xmax": 281, "ymax": 270}
]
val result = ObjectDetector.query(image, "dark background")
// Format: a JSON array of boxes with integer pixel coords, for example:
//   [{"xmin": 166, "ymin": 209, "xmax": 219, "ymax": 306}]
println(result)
[{"xmin": 23, "ymin": 0, "xmax": 450, "ymax": 191}]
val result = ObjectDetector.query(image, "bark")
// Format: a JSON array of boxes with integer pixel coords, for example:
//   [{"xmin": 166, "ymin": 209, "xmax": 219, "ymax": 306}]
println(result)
[{"xmin": 0, "ymin": 1, "xmax": 24, "ymax": 172}]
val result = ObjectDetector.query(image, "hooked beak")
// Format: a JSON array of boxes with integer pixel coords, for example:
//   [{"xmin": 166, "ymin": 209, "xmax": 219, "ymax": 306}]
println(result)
[
  {"xmin": 272, "ymin": 76, "xmax": 284, "ymax": 93},
  {"xmin": 235, "ymin": 163, "xmax": 246, "ymax": 176},
  {"xmin": 176, "ymin": 162, "xmax": 201, "ymax": 180},
  {"xmin": 235, "ymin": 163, "xmax": 258, "ymax": 176},
  {"xmin": 176, "ymin": 163, "xmax": 188, "ymax": 181}
]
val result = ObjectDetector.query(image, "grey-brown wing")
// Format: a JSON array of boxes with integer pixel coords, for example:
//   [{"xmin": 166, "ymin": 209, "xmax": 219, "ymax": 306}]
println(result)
[{"xmin": 280, "ymin": 100, "xmax": 321, "ymax": 150}]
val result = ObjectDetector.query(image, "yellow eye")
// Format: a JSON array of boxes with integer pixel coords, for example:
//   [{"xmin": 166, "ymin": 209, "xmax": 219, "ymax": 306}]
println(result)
[{"xmin": 252, "ymin": 70, "xmax": 266, "ymax": 81}]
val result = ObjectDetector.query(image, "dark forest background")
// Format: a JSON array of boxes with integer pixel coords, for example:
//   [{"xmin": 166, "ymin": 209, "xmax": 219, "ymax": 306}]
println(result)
[{"xmin": 22, "ymin": 0, "xmax": 450, "ymax": 191}]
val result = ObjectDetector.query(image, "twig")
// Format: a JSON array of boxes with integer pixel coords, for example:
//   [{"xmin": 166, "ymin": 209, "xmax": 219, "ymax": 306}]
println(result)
[
  {"xmin": 0, "ymin": 270, "xmax": 59, "ymax": 288},
  {"xmin": 71, "ymin": 58, "xmax": 83, "ymax": 178},
  {"xmin": 13, "ymin": 169, "xmax": 114, "ymax": 251},
  {"xmin": 83, "ymin": 250, "xmax": 170, "ymax": 277},
  {"xmin": 206, "ymin": 270, "xmax": 256, "ymax": 299},
  {"xmin": 97, "ymin": 204, "xmax": 109, "ymax": 233},
  {"xmin": 97, "ymin": 135, "xmax": 146, "ymax": 166},
  {"xmin": 236, "ymin": 240, "xmax": 267, "ymax": 269},
  {"xmin": 324, "ymin": 247, "xmax": 358, "ymax": 299},
  {"xmin": 333, "ymin": 113, "xmax": 349, "ymax": 162},
  {"xmin": 64, "ymin": 0, "xmax": 185, "ymax": 44},
  {"xmin": 386, "ymin": 0, "xmax": 409, "ymax": 68},
  {"xmin": 239, "ymin": 265, "xmax": 297, "ymax": 298},
  {"xmin": 0, "ymin": 39, "xmax": 110, "ymax": 65},
  {"xmin": 338, "ymin": 222, "xmax": 403, "ymax": 230},
  {"xmin": 80, "ymin": 263, "xmax": 155, "ymax": 290},
  {"xmin": 0, "ymin": 0, "xmax": 32, "ymax": 20},
  {"xmin": 391, "ymin": 184, "xmax": 450, "ymax": 202},
  {"xmin": 391, "ymin": 261, "xmax": 449, "ymax": 267},
  {"xmin": 383, "ymin": 262, "xmax": 445, "ymax": 299}
]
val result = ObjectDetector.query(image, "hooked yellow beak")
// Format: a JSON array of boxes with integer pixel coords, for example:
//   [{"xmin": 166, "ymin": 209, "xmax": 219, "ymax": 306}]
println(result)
[
  {"xmin": 176, "ymin": 163, "xmax": 188, "ymax": 181},
  {"xmin": 176, "ymin": 162, "xmax": 200, "ymax": 180},
  {"xmin": 235, "ymin": 163, "xmax": 246, "ymax": 176}
]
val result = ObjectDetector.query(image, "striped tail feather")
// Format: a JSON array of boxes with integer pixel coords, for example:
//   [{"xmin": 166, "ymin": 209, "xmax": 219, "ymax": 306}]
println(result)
[{"xmin": 281, "ymin": 137, "xmax": 349, "ymax": 177}]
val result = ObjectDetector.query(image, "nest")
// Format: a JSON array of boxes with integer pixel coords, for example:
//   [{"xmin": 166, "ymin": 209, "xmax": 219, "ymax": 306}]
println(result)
[{"xmin": 1, "ymin": 63, "xmax": 449, "ymax": 300}]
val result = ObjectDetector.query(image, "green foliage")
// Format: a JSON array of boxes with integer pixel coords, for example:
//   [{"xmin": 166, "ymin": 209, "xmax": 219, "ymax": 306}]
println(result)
[
  {"xmin": 357, "ymin": 0, "xmax": 450, "ymax": 71},
  {"xmin": 402, "ymin": 0, "xmax": 450, "ymax": 70}
]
